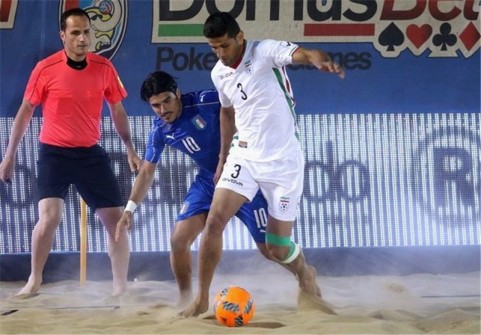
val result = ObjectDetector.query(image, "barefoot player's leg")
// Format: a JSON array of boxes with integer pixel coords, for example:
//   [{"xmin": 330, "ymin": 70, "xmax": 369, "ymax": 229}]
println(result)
[
  {"xmin": 179, "ymin": 188, "xmax": 247, "ymax": 317},
  {"xmin": 81, "ymin": 144, "xmax": 128, "ymax": 296},
  {"xmin": 16, "ymin": 198, "xmax": 63, "ymax": 297},
  {"xmin": 265, "ymin": 216, "xmax": 335, "ymax": 314},
  {"xmin": 170, "ymin": 213, "xmax": 206, "ymax": 307},
  {"xmin": 97, "ymin": 206, "xmax": 130, "ymax": 297},
  {"xmin": 265, "ymin": 216, "xmax": 322, "ymax": 296}
]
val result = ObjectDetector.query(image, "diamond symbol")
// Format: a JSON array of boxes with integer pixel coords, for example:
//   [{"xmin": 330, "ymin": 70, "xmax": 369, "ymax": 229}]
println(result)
[{"xmin": 459, "ymin": 22, "xmax": 480, "ymax": 51}]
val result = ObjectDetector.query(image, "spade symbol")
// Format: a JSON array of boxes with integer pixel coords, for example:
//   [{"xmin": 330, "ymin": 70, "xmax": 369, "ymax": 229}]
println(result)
[{"xmin": 379, "ymin": 23, "xmax": 405, "ymax": 52}]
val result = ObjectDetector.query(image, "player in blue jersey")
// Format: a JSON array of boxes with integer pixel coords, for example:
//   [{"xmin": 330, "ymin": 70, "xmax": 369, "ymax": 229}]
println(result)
[{"xmin": 116, "ymin": 71, "xmax": 294, "ymax": 307}]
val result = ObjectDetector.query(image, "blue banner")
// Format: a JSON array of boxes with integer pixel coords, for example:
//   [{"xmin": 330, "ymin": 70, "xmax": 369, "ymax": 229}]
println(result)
[{"xmin": 0, "ymin": 1, "xmax": 479, "ymax": 117}]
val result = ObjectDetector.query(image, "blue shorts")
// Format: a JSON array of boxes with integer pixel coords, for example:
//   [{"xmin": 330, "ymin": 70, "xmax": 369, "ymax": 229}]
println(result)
[
  {"xmin": 37, "ymin": 143, "xmax": 123, "ymax": 211},
  {"xmin": 177, "ymin": 169, "xmax": 267, "ymax": 243}
]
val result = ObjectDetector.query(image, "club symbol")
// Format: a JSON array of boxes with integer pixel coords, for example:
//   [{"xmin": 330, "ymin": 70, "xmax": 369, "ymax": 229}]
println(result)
[{"xmin": 433, "ymin": 23, "xmax": 457, "ymax": 51}]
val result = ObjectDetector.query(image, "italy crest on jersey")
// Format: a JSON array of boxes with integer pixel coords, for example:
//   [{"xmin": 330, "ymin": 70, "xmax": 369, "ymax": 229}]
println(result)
[{"xmin": 192, "ymin": 115, "xmax": 206, "ymax": 130}]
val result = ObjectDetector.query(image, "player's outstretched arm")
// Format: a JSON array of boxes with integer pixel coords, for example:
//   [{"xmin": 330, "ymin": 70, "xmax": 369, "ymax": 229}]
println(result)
[
  {"xmin": 115, "ymin": 161, "xmax": 157, "ymax": 241},
  {"xmin": 292, "ymin": 47, "xmax": 345, "ymax": 79}
]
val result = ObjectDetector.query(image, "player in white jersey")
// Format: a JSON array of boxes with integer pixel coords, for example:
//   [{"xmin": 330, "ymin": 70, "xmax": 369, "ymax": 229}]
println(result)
[
  {"xmin": 180, "ymin": 12, "xmax": 344, "ymax": 318},
  {"xmin": 212, "ymin": 38, "xmax": 302, "ymax": 162}
]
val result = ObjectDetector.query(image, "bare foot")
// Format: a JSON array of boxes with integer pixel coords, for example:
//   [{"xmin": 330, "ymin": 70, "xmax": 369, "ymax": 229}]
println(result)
[
  {"xmin": 15, "ymin": 276, "xmax": 41, "ymax": 299},
  {"xmin": 176, "ymin": 290, "xmax": 193, "ymax": 309},
  {"xmin": 112, "ymin": 281, "xmax": 127, "ymax": 297},
  {"xmin": 298, "ymin": 265, "xmax": 322, "ymax": 298},
  {"xmin": 297, "ymin": 290, "xmax": 337, "ymax": 315},
  {"xmin": 178, "ymin": 296, "xmax": 209, "ymax": 317},
  {"xmin": 296, "ymin": 266, "xmax": 336, "ymax": 315}
]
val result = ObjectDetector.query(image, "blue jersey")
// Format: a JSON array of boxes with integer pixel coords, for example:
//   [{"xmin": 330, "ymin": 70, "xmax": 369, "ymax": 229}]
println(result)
[
  {"xmin": 145, "ymin": 90, "xmax": 221, "ymax": 174},
  {"xmin": 144, "ymin": 90, "xmax": 267, "ymax": 243}
]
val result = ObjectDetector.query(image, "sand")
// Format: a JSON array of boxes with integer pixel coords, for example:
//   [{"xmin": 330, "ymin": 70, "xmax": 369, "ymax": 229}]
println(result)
[{"xmin": 0, "ymin": 268, "xmax": 479, "ymax": 334}]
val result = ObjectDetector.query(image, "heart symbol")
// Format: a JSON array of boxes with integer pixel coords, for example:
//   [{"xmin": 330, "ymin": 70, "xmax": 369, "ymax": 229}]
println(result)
[{"xmin": 406, "ymin": 24, "xmax": 433, "ymax": 48}]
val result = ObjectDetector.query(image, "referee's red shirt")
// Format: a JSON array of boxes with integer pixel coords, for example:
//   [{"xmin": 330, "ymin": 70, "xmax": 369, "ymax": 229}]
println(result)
[{"xmin": 24, "ymin": 51, "xmax": 127, "ymax": 147}]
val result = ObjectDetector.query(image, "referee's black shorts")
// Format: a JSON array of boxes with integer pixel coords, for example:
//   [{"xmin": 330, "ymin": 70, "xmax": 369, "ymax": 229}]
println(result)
[{"xmin": 37, "ymin": 143, "xmax": 123, "ymax": 211}]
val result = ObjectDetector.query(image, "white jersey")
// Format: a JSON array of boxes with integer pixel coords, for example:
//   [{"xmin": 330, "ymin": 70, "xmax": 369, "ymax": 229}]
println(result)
[{"xmin": 211, "ymin": 39, "xmax": 302, "ymax": 162}]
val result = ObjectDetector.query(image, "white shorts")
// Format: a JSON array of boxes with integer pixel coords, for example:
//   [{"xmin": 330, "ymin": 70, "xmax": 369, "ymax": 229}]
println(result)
[{"xmin": 216, "ymin": 151, "xmax": 305, "ymax": 221}]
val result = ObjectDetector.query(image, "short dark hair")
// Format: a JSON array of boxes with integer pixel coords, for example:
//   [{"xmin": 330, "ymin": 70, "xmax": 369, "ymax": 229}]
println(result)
[
  {"xmin": 60, "ymin": 8, "xmax": 90, "ymax": 31},
  {"xmin": 140, "ymin": 71, "xmax": 178, "ymax": 102},
  {"xmin": 203, "ymin": 12, "xmax": 240, "ymax": 39}
]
